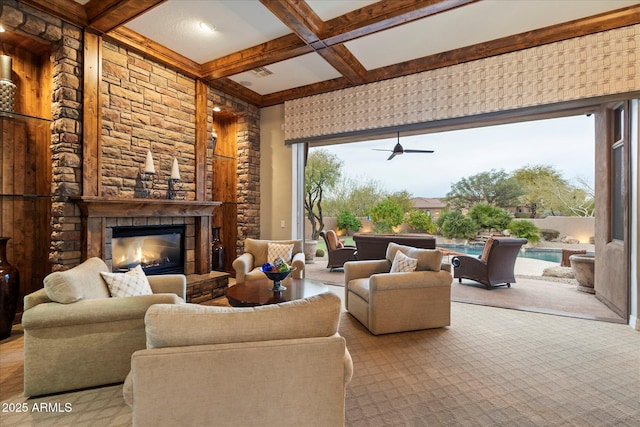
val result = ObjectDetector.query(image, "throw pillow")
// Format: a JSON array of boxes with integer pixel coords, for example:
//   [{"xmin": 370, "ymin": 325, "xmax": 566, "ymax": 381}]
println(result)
[
  {"xmin": 43, "ymin": 257, "xmax": 111, "ymax": 303},
  {"xmin": 267, "ymin": 242, "xmax": 294, "ymax": 263},
  {"xmin": 101, "ymin": 265, "xmax": 153, "ymax": 297},
  {"xmin": 390, "ymin": 250, "xmax": 417, "ymax": 273},
  {"xmin": 480, "ymin": 237, "xmax": 494, "ymax": 262}
]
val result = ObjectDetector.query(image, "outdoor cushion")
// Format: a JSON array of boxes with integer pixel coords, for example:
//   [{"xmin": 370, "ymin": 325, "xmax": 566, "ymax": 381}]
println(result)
[
  {"xmin": 386, "ymin": 242, "xmax": 443, "ymax": 272},
  {"xmin": 481, "ymin": 237, "xmax": 494, "ymax": 262}
]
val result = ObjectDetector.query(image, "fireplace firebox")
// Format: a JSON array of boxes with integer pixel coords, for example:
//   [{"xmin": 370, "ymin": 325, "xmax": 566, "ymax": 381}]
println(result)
[{"xmin": 112, "ymin": 225, "xmax": 185, "ymax": 275}]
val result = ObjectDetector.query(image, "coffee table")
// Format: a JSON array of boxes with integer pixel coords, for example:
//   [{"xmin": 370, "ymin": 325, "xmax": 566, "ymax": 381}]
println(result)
[{"xmin": 225, "ymin": 277, "xmax": 330, "ymax": 307}]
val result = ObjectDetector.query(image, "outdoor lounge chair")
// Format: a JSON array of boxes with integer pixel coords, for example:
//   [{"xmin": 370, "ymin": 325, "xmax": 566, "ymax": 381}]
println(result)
[
  {"xmin": 451, "ymin": 237, "xmax": 527, "ymax": 289},
  {"xmin": 320, "ymin": 230, "xmax": 358, "ymax": 270}
]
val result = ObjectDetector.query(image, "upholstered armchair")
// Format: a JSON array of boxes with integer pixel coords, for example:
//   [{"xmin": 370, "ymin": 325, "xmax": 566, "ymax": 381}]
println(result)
[
  {"xmin": 320, "ymin": 230, "xmax": 358, "ymax": 270},
  {"xmin": 21, "ymin": 257, "xmax": 186, "ymax": 397},
  {"xmin": 123, "ymin": 293, "xmax": 352, "ymax": 427},
  {"xmin": 344, "ymin": 243, "xmax": 452, "ymax": 335},
  {"xmin": 452, "ymin": 237, "xmax": 528, "ymax": 289},
  {"xmin": 232, "ymin": 238, "xmax": 305, "ymax": 283}
]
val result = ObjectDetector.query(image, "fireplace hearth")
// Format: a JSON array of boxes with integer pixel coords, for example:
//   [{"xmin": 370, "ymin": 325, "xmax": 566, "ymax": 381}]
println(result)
[{"xmin": 112, "ymin": 225, "xmax": 185, "ymax": 275}]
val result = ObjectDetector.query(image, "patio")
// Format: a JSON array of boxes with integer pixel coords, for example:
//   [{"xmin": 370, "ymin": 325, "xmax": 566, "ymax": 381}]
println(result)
[{"xmin": 305, "ymin": 253, "xmax": 625, "ymax": 324}]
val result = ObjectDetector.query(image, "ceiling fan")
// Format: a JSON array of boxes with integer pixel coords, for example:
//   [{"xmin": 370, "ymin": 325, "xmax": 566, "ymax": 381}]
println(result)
[{"xmin": 373, "ymin": 132, "xmax": 434, "ymax": 160}]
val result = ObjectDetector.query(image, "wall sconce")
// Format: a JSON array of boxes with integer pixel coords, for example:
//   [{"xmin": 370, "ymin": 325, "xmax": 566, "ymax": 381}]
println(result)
[
  {"xmin": 211, "ymin": 129, "xmax": 218, "ymax": 151},
  {"xmin": 140, "ymin": 150, "xmax": 158, "ymax": 198}
]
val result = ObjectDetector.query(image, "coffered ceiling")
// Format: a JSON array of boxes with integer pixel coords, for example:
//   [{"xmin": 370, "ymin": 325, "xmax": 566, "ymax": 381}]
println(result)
[{"xmin": 21, "ymin": 0, "xmax": 640, "ymax": 107}]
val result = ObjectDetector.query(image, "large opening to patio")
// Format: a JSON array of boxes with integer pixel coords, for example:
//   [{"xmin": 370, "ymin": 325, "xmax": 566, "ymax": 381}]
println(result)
[{"xmin": 302, "ymin": 110, "xmax": 627, "ymax": 324}]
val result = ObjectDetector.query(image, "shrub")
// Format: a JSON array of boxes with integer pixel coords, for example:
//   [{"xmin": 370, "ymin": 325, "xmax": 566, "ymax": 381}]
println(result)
[
  {"xmin": 468, "ymin": 204, "xmax": 513, "ymax": 231},
  {"xmin": 369, "ymin": 198, "xmax": 404, "ymax": 233},
  {"xmin": 315, "ymin": 248, "xmax": 325, "ymax": 257},
  {"xmin": 437, "ymin": 210, "xmax": 478, "ymax": 239},
  {"xmin": 336, "ymin": 210, "xmax": 362, "ymax": 234},
  {"xmin": 405, "ymin": 209, "xmax": 436, "ymax": 234},
  {"xmin": 508, "ymin": 220, "xmax": 540, "ymax": 243},
  {"xmin": 539, "ymin": 229, "xmax": 560, "ymax": 241}
]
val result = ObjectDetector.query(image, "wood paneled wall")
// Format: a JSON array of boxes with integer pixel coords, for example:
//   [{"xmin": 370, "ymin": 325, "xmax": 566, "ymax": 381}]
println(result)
[
  {"xmin": 0, "ymin": 37, "xmax": 53, "ymax": 312},
  {"xmin": 212, "ymin": 112, "xmax": 237, "ymax": 273}
]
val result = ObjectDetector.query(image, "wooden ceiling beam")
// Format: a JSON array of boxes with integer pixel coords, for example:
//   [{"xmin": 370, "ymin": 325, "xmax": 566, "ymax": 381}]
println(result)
[
  {"xmin": 206, "ymin": 78, "xmax": 264, "ymax": 107},
  {"xmin": 321, "ymin": 0, "xmax": 478, "ymax": 46},
  {"xmin": 261, "ymin": 77, "xmax": 352, "ymax": 107},
  {"xmin": 19, "ymin": 0, "xmax": 88, "ymax": 27},
  {"xmin": 83, "ymin": 0, "xmax": 166, "ymax": 34},
  {"xmin": 14, "ymin": 0, "xmax": 640, "ymax": 109},
  {"xmin": 366, "ymin": 5, "xmax": 640, "ymax": 83},
  {"xmin": 199, "ymin": 33, "xmax": 312, "ymax": 79},
  {"xmin": 259, "ymin": 0, "xmax": 368, "ymax": 85},
  {"xmin": 316, "ymin": 44, "xmax": 368, "ymax": 85},
  {"xmin": 259, "ymin": 0, "xmax": 323, "ymax": 45},
  {"xmin": 106, "ymin": 27, "xmax": 202, "ymax": 79}
]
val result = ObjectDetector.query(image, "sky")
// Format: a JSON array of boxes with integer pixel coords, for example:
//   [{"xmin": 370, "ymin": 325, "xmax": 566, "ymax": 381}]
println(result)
[{"xmin": 312, "ymin": 114, "xmax": 595, "ymax": 198}]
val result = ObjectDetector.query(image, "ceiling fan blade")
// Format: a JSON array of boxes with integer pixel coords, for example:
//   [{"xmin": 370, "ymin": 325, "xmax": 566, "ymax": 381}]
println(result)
[
  {"xmin": 387, "ymin": 152, "xmax": 397, "ymax": 160},
  {"xmin": 403, "ymin": 149, "xmax": 434, "ymax": 153},
  {"xmin": 372, "ymin": 148, "xmax": 392, "ymax": 152}
]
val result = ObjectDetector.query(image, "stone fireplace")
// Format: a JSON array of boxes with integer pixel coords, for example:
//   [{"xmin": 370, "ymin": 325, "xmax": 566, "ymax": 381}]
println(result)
[
  {"xmin": 1, "ymin": 3, "xmax": 261, "ymax": 286},
  {"xmin": 74, "ymin": 198, "xmax": 220, "ymax": 275}
]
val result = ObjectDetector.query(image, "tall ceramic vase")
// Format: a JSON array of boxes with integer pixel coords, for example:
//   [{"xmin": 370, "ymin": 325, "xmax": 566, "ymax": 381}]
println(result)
[
  {"xmin": 211, "ymin": 227, "xmax": 225, "ymax": 272},
  {"xmin": 0, "ymin": 237, "xmax": 20, "ymax": 340},
  {"xmin": 0, "ymin": 55, "xmax": 16, "ymax": 112}
]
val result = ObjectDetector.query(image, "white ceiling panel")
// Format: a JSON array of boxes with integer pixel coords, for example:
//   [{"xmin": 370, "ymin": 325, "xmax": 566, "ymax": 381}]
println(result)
[
  {"xmin": 306, "ymin": 0, "xmax": 380, "ymax": 21},
  {"xmin": 345, "ymin": 0, "xmax": 640, "ymax": 70},
  {"xmin": 228, "ymin": 52, "xmax": 342, "ymax": 95},
  {"xmin": 125, "ymin": 0, "xmax": 292, "ymax": 64}
]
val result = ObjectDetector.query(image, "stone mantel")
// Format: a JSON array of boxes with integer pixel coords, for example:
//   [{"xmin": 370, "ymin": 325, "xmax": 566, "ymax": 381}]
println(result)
[
  {"xmin": 72, "ymin": 197, "xmax": 221, "ymax": 274},
  {"xmin": 72, "ymin": 197, "xmax": 222, "ymax": 218}
]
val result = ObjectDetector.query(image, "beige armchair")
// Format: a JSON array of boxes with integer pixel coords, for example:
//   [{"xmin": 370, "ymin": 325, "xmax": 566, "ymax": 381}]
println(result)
[
  {"xmin": 21, "ymin": 257, "xmax": 186, "ymax": 397},
  {"xmin": 344, "ymin": 242, "xmax": 452, "ymax": 335},
  {"xmin": 123, "ymin": 293, "xmax": 352, "ymax": 427},
  {"xmin": 232, "ymin": 238, "xmax": 305, "ymax": 282}
]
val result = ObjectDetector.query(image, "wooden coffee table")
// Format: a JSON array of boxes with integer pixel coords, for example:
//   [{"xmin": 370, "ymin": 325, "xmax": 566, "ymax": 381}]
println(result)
[{"xmin": 225, "ymin": 277, "xmax": 330, "ymax": 307}]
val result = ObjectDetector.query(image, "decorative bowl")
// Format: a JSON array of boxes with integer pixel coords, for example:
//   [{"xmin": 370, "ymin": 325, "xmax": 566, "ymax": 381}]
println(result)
[{"xmin": 262, "ymin": 267, "xmax": 296, "ymax": 292}]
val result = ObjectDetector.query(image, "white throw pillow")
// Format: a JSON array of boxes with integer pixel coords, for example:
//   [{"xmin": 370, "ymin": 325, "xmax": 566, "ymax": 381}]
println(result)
[
  {"xmin": 101, "ymin": 265, "xmax": 153, "ymax": 297},
  {"xmin": 267, "ymin": 242, "xmax": 294, "ymax": 263},
  {"xmin": 43, "ymin": 257, "xmax": 111, "ymax": 303},
  {"xmin": 390, "ymin": 250, "xmax": 417, "ymax": 273}
]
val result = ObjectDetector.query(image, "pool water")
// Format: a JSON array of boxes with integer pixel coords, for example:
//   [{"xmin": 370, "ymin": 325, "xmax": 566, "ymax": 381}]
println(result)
[{"xmin": 438, "ymin": 244, "xmax": 562, "ymax": 263}]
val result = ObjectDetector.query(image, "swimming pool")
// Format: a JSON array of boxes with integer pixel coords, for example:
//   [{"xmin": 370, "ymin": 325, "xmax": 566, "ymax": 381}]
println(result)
[{"xmin": 438, "ymin": 244, "xmax": 563, "ymax": 263}]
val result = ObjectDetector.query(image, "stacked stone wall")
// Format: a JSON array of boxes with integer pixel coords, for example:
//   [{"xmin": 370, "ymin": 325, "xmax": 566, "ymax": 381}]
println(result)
[{"xmin": 101, "ymin": 41, "xmax": 197, "ymax": 199}]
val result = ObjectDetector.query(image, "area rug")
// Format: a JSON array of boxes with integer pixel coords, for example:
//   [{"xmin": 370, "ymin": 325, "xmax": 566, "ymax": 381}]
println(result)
[
  {"xmin": 341, "ymin": 304, "xmax": 640, "ymax": 426},
  {"xmin": 1, "ymin": 303, "xmax": 638, "ymax": 426}
]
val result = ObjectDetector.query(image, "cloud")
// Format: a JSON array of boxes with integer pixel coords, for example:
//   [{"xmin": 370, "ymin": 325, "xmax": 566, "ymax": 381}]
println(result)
[{"xmin": 315, "ymin": 115, "xmax": 595, "ymax": 197}]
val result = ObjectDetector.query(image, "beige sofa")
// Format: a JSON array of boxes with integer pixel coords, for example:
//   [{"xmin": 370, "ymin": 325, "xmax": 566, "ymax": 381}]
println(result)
[
  {"xmin": 123, "ymin": 293, "xmax": 352, "ymax": 427},
  {"xmin": 232, "ymin": 238, "xmax": 305, "ymax": 282},
  {"xmin": 22, "ymin": 257, "xmax": 185, "ymax": 397},
  {"xmin": 345, "ymin": 242, "xmax": 452, "ymax": 335}
]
